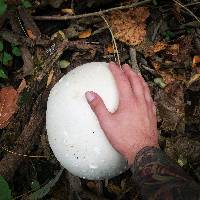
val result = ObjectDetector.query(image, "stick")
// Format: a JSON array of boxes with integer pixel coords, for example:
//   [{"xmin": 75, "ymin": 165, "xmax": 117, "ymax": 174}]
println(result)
[
  {"xmin": 100, "ymin": 14, "xmax": 121, "ymax": 66},
  {"xmin": 172, "ymin": 0, "xmax": 200, "ymax": 24},
  {"xmin": 129, "ymin": 47, "xmax": 141, "ymax": 74},
  {"xmin": 34, "ymin": 0, "xmax": 152, "ymax": 21}
]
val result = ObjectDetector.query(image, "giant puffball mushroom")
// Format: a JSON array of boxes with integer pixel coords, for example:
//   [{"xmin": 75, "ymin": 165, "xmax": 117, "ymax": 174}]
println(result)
[{"xmin": 46, "ymin": 62, "xmax": 128, "ymax": 180}]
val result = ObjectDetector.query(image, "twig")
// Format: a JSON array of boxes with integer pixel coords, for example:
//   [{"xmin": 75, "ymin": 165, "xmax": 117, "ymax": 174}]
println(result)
[
  {"xmin": 1, "ymin": 146, "xmax": 48, "ymax": 158},
  {"xmin": 152, "ymin": 19, "xmax": 162, "ymax": 41},
  {"xmin": 129, "ymin": 47, "xmax": 140, "ymax": 74},
  {"xmin": 172, "ymin": 0, "xmax": 200, "ymax": 24},
  {"xmin": 34, "ymin": 0, "xmax": 152, "ymax": 21},
  {"xmin": 185, "ymin": 2, "xmax": 200, "ymax": 7},
  {"xmin": 100, "ymin": 14, "xmax": 121, "ymax": 66}
]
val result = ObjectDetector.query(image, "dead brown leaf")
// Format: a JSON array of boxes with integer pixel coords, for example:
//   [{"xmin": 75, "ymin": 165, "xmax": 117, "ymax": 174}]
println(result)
[
  {"xmin": 155, "ymin": 83, "xmax": 185, "ymax": 133},
  {"xmin": 159, "ymin": 71, "xmax": 185, "ymax": 85},
  {"xmin": 109, "ymin": 7, "xmax": 149, "ymax": 46},
  {"xmin": 46, "ymin": 69, "xmax": 54, "ymax": 87},
  {"xmin": 106, "ymin": 43, "xmax": 114, "ymax": 54},
  {"xmin": 107, "ymin": 182, "xmax": 123, "ymax": 194},
  {"xmin": 86, "ymin": 181, "xmax": 103, "ymax": 194},
  {"xmin": 21, "ymin": 47, "xmax": 33, "ymax": 76},
  {"xmin": 61, "ymin": 8, "xmax": 74, "ymax": 15},
  {"xmin": 79, "ymin": 29, "xmax": 92, "ymax": 39},
  {"xmin": 27, "ymin": 29, "xmax": 37, "ymax": 40},
  {"xmin": 17, "ymin": 78, "xmax": 27, "ymax": 94},
  {"xmin": 166, "ymin": 44, "xmax": 180, "ymax": 56},
  {"xmin": 188, "ymin": 73, "xmax": 200, "ymax": 86},
  {"xmin": 151, "ymin": 60, "xmax": 161, "ymax": 71},
  {"xmin": 0, "ymin": 87, "xmax": 18, "ymax": 129},
  {"xmin": 192, "ymin": 55, "xmax": 200, "ymax": 68},
  {"xmin": 152, "ymin": 41, "xmax": 167, "ymax": 53}
]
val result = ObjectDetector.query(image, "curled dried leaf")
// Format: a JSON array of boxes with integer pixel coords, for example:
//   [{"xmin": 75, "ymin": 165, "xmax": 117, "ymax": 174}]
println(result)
[
  {"xmin": 192, "ymin": 55, "xmax": 200, "ymax": 68},
  {"xmin": 155, "ymin": 83, "xmax": 185, "ymax": 132},
  {"xmin": 153, "ymin": 41, "xmax": 167, "ymax": 53},
  {"xmin": 106, "ymin": 43, "xmax": 114, "ymax": 54},
  {"xmin": 166, "ymin": 44, "xmax": 180, "ymax": 56},
  {"xmin": 17, "ymin": 78, "xmax": 27, "ymax": 94},
  {"xmin": 79, "ymin": 29, "xmax": 92, "ymax": 39},
  {"xmin": 109, "ymin": 7, "xmax": 149, "ymax": 46},
  {"xmin": 61, "ymin": 8, "xmax": 74, "ymax": 15},
  {"xmin": 0, "ymin": 87, "xmax": 18, "ymax": 129}
]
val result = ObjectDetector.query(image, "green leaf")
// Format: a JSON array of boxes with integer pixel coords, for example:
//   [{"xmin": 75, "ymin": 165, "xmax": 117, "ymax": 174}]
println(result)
[
  {"xmin": 0, "ymin": 0, "xmax": 7, "ymax": 16},
  {"xmin": 59, "ymin": 60, "xmax": 70, "ymax": 69},
  {"xmin": 0, "ymin": 68, "xmax": 8, "ymax": 79},
  {"xmin": 163, "ymin": 31, "xmax": 175, "ymax": 40},
  {"xmin": 0, "ymin": 176, "xmax": 11, "ymax": 200},
  {"xmin": 154, "ymin": 78, "xmax": 167, "ymax": 88},
  {"xmin": 2, "ymin": 52, "xmax": 13, "ymax": 65},
  {"xmin": 0, "ymin": 41, "xmax": 3, "ymax": 52},
  {"xmin": 12, "ymin": 46, "xmax": 21, "ymax": 57},
  {"xmin": 21, "ymin": 0, "xmax": 32, "ymax": 8}
]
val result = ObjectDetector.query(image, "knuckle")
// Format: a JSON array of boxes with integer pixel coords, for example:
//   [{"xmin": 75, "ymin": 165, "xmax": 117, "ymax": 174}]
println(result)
[{"xmin": 119, "ymin": 73, "xmax": 129, "ymax": 84}]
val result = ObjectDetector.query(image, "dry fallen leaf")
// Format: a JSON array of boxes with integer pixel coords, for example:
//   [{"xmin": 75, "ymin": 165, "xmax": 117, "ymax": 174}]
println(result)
[
  {"xmin": 192, "ymin": 55, "xmax": 200, "ymax": 68},
  {"xmin": 151, "ymin": 60, "xmax": 161, "ymax": 71},
  {"xmin": 46, "ymin": 69, "xmax": 54, "ymax": 87},
  {"xmin": 27, "ymin": 29, "xmax": 37, "ymax": 40},
  {"xmin": 17, "ymin": 78, "xmax": 27, "ymax": 94},
  {"xmin": 86, "ymin": 181, "xmax": 102, "ymax": 194},
  {"xmin": 109, "ymin": 7, "xmax": 149, "ymax": 46},
  {"xmin": 106, "ymin": 43, "xmax": 114, "ymax": 54},
  {"xmin": 0, "ymin": 87, "xmax": 18, "ymax": 129},
  {"xmin": 107, "ymin": 182, "xmax": 123, "ymax": 194},
  {"xmin": 21, "ymin": 47, "xmax": 33, "ymax": 76},
  {"xmin": 61, "ymin": 8, "xmax": 74, "ymax": 15},
  {"xmin": 166, "ymin": 44, "xmax": 180, "ymax": 56},
  {"xmin": 79, "ymin": 29, "xmax": 92, "ymax": 39},
  {"xmin": 155, "ymin": 83, "xmax": 185, "ymax": 132},
  {"xmin": 153, "ymin": 41, "xmax": 167, "ymax": 53},
  {"xmin": 188, "ymin": 73, "xmax": 200, "ymax": 86}
]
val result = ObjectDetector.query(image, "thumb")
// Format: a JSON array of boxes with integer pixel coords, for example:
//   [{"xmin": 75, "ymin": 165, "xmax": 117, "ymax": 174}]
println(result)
[{"xmin": 85, "ymin": 91, "xmax": 111, "ymax": 124}]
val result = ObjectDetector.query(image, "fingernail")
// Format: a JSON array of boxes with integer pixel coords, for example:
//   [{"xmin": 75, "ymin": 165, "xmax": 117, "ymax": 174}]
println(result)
[{"xmin": 85, "ymin": 91, "xmax": 96, "ymax": 102}]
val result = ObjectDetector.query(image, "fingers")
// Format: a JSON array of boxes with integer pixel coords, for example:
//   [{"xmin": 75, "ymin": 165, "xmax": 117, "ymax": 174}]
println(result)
[
  {"xmin": 109, "ymin": 62, "xmax": 133, "ymax": 104},
  {"xmin": 122, "ymin": 64, "xmax": 145, "ymax": 100},
  {"xmin": 123, "ymin": 64, "xmax": 155, "ymax": 115},
  {"xmin": 85, "ymin": 91, "xmax": 111, "ymax": 125}
]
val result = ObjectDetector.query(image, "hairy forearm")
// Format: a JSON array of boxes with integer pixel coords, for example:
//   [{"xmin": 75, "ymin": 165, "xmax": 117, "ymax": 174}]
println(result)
[{"xmin": 131, "ymin": 147, "xmax": 200, "ymax": 200}]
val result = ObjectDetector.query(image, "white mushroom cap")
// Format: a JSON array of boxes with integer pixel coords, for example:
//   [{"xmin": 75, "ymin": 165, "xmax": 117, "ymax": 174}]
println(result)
[{"xmin": 46, "ymin": 62, "xmax": 128, "ymax": 180}]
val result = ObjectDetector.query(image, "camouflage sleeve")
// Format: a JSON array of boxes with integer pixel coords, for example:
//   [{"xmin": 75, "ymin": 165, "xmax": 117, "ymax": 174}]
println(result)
[{"xmin": 131, "ymin": 147, "xmax": 200, "ymax": 200}]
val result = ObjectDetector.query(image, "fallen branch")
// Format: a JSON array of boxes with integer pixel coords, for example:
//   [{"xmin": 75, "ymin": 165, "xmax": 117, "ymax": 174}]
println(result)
[
  {"xmin": 34, "ymin": 0, "xmax": 152, "ymax": 21},
  {"xmin": 172, "ymin": 0, "xmax": 200, "ymax": 24},
  {"xmin": 0, "ymin": 90, "xmax": 48, "ymax": 181}
]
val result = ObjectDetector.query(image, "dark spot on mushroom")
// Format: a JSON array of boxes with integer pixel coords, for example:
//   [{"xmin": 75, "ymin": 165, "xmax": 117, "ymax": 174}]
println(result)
[{"xmin": 77, "ymin": 157, "xmax": 79, "ymax": 159}]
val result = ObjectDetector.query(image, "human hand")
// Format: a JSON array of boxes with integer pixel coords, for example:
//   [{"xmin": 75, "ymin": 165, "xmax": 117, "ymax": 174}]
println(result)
[{"xmin": 85, "ymin": 62, "xmax": 158, "ymax": 165}]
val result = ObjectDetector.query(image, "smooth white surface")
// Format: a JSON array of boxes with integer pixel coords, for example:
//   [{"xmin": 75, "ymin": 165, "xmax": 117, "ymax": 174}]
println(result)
[{"xmin": 46, "ymin": 62, "xmax": 128, "ymax": 180}]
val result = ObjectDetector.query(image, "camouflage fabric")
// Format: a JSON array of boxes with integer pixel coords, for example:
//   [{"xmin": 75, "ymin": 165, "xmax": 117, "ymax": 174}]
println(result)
[{"xmin": 131, "ymin": 147, "xmax": 200, "ymax": 200}]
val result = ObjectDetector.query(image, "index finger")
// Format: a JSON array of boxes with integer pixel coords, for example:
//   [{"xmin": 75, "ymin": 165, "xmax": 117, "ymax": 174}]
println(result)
[{"xmin": 109, "ymin": 62, "xmax": 133, "ymax": 104}]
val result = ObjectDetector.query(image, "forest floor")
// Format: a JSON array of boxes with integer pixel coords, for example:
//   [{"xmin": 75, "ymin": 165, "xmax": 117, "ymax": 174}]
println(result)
[{"xmin": 0, "ymin": 0, "xmax": 200, "ymax": 199}]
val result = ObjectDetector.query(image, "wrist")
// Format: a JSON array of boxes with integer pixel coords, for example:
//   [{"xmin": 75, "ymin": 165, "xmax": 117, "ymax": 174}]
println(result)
[{"xmin": 126, "ymin": 143, "xmax": 159, "ymax": 167}]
